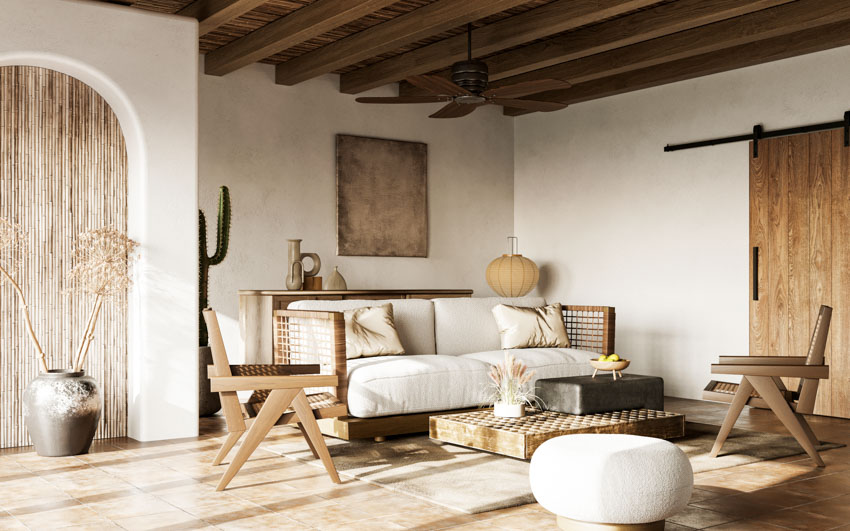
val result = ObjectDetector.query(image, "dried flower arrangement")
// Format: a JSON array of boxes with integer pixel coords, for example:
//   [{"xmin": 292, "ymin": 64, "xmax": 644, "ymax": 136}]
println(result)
[
  {"xmin": 487, "ymin": 353, "xmax": 537, "ymax": 408},
  {"xmin": 0, "ymin": 219, "xmax": 138, "ymax": 372}
]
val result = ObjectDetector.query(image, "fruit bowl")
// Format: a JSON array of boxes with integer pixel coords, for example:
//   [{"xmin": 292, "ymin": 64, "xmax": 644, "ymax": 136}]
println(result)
[{"xmin": 589, "ymin": 359, "xmax": 630, "ymax": 380}]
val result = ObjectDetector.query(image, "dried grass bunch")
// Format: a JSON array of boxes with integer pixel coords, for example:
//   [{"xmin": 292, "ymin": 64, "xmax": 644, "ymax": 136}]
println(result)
[
  {"xmin": 0, "ymin": 219, "xmax": 139, "ymax": 373},
  {"xmin": 67, "ymin": 228, "xmax": 139, "ymax": 371},
  {"xmin": 487, "ymin": 353, "xmax": 537, "ymax": 406}
]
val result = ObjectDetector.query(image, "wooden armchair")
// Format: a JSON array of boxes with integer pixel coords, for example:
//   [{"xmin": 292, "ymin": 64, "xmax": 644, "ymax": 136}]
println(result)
[
  {"xmin": 704, "ymin": 305, "xmax": 832, "ymax": 466},
  {"xmin": 203, "ymin": 309, "xmax": 346, "ymax": 490}
]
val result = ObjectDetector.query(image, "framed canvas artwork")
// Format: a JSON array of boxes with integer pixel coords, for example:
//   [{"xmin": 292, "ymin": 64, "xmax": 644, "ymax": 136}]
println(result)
[{"xmin": 336, "ymin": 134, "xmax": 428, "ymax": 257}]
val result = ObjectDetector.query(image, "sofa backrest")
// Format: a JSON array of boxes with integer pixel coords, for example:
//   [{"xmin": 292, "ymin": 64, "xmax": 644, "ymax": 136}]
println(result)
[
  {"xmin": 288, "ymin": 298, "xmax": 436, "ymax": 355},
  {"xmin": 433, "ymin": 296, "xmax": 546, "ymax": 355}
]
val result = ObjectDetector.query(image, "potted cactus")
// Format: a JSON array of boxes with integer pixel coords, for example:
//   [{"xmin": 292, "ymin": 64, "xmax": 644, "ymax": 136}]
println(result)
[{"xmin": 198, "ymin": 186, "xmax": 231, "ymax": 416}]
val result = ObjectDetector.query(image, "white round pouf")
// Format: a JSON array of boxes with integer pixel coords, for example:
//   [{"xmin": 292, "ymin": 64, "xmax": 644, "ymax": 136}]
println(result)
[{"xmin": 530, "ymin": 434, "xmax": 693, "ymax": 530}]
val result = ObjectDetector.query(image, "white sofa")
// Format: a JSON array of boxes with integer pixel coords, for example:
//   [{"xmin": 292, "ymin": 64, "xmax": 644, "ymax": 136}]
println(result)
[{"xmin": 288, "ymin": 297, "xmax": 612, "ymax": 420}]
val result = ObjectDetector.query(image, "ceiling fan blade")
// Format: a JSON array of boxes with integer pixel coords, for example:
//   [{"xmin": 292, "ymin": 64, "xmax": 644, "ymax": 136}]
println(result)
[
  {"xmin": 429, "ymin": 102, "xmax": 481, "ymax": 119},
  {"xmin": 407, "ymin": 75, "xmax": 472, "ymax": 96},
  {"xmin": 490, "ymin": 98, "xmax": 567, "ymax": 112},
  {"xmin": 356, "ymin": 96, "xmax": 452, "ymax": 104},
  {"xmin": 483, "ymin": 79, "xmax": 571, "ymax": 99}
]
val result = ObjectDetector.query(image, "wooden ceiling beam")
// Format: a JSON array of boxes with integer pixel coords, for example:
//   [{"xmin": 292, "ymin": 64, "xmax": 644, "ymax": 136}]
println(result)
[
  {"xmin": 274, "ymin": 0, "xmax": 530, "ymax": 86},
  {"xmin": 177, "ymin": 0, "xmax": 266, "ymax": 36},
  {"xmin": 502, "ymin": 19, "xmax": 850, "ymax": 116},
  {"xmin": 402, "ymin": 0, "xmax": 792, "ymax": 96},
  {"xmin": 339, "ymin": 0, "xmax": 664, "ymax": 95},
  {"xmin": 489, "ymin": 0, "xmax": 850, "ymax": 96},
  {"xmin": 204, "ymin": 0, "xmax": 397, "ymax": 77}
]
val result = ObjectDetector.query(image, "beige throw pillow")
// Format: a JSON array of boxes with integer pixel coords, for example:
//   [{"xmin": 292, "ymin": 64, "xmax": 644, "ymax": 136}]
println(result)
[
  {"xmin": 491, "ymin": 303, "xmax": 571, "ymax": 349},
  {"xmin": 343, "ymin": 304, "xmax": 406, "ymax": 359}
]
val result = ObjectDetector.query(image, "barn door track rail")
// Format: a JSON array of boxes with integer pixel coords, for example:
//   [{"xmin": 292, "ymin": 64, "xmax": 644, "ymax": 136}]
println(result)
[{"xmin": 664, "ymin": 111, "xmax": 850, "ymax": 157}]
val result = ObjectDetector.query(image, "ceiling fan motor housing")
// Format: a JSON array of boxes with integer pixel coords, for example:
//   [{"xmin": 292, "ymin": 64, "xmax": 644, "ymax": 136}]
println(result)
[{"xmin": 451, "ymin": 60, "xmax": 489, "ymax": 94}]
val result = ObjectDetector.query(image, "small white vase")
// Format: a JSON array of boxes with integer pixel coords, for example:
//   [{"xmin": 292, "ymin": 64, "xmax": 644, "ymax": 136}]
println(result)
[{"xmin": 494, "ymin": 402, "xmax": 525, "ymax": 418}]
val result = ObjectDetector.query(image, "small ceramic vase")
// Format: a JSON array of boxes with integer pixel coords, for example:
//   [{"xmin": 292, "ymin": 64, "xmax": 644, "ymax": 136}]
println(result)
[
  {"xmin": 494, "ymin": 402, "xmax": 525, "ymax": 418},
  {"xmin": 325, "ymin": 266, "xmax": 347, "ymax": 290}
]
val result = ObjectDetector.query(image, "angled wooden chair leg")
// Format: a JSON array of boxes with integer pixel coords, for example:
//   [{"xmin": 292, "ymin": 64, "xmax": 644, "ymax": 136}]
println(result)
[
  {"xmin": 213, "ymin": 430, "xmax": 244, "ymax": 466},
  {"xmin": 216, "ymin": 388, "xmax": 300, "ymax": 491},
  {"xmin": 797, "ymin": 412, "xmax": 821, "ymax": 449},
  {"xmin": 749, "ymin": 376, "xmax": 825, "ymax": 467},
  {"xmin": 297, "ymin": 422, "xmax": 320, "ymax": 459},
  {"xmin": 710, "ymin": 377, "xmax": 753, "ymax": 458},
  {"xmin": 291, "ymin": 390, "xmax": 341, "ymax": 484}
]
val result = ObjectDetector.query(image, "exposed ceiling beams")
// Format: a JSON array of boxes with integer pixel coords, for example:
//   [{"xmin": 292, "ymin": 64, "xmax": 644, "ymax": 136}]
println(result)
[
  {"xmin": 338, "ymin": 0, "xmax": 663, "ymax": 95},
  {"xmin": 204, "ymin": 0, "xmax": 397, "ymax": 76},
  {"xmin": 177, "ymin": 0, "xmax": 267, "ymax": 36},
  {"xmin": 274, "ymin": 0, "xmax": 531, "ymax": 86},
  {"xmin": 503, "ymin": 19, "xmax": 850, "ymax": 115},
  {"xmin": 106, "ymin": 0, "xmax": 850, "ymax": 116},
  {"xmin": 401, "ymin": 0, "xmax": 792, "ymax": 96}
]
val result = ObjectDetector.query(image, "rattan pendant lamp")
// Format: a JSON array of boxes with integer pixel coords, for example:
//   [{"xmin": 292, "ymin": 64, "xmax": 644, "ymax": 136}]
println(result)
[{"xmin": 486, "ymin": 236, "xmax": 539, "ymax": 297}]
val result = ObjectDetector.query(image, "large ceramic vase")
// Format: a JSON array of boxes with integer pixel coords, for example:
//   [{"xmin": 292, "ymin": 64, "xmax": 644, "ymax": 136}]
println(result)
[
  {"xmin": 23, "ymin": 369, "xmax": 102, "ymax": 456},
  {"xmin": 199, "ymin": 346, "xmax": 221, "ymax": 416},
  {"xmin": 285, "ymin": 239, "xmax": 321, "ymax": 290}
]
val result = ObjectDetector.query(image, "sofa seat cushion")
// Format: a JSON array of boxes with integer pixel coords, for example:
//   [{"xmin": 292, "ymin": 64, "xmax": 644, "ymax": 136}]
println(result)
[
  {"xmin": 346, "ymin": 355, "xmax": 491, "ymax": 418},
  {"xmin": 459, "ymin": 348, "xmax": 597, "ymax": 386},
  {"xmin": 433, "ymin": 296, "xmax": 546, "ymax": 355},
  {"xmin": 289, "ymin": 298, "xmax": 436, "ymax": 356}
]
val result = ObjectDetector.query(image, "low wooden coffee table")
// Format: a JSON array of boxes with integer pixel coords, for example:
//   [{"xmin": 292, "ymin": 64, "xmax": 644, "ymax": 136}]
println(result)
[{"xmin": 429, "ymin": 408, "xmax": 685, "ymax": 459}]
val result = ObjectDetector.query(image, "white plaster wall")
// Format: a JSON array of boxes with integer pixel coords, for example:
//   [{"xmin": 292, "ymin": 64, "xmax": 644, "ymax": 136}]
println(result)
[
  {"xmin": 1, "ymin": 0, "xmax": 199, "ymax": 440},
  {"xmin": 198, "ymin": 62, "xmax": 515, "ymax": 360},
  {"xmin": 514, "ymin": 45, "xmax": 850, "ymax": 399}
]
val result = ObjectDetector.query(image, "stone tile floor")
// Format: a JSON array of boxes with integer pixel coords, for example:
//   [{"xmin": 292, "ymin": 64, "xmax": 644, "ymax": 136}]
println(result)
[{"xmin": 1, "ymin": 397, "xmax": 849, "ymax": 530}]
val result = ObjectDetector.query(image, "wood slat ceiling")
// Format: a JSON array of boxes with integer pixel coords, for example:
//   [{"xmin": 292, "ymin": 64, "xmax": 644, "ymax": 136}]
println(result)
[{"xmin": 96, "ymin": 0, "xmax": 848, "ymax": 115}]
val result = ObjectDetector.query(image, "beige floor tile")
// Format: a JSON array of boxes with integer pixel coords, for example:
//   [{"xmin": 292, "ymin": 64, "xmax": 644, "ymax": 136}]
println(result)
[
  {"xmin": 747, "ymin": 507, "xmax": 850, "ymax": 531},
  {"xmin": 0, "ymin": 511, "xmax": 26, "ymax": 530},
  {"xmin": 110, "ymin": 509, "xmax": 209, "ymax": 530},
  {"xmin": 320, "ymin": 516, "xmax": 407, "ymax": 531},
  {"xmin": 384, "ymin": 507, "xmax": 476, "ymax": 530},
  {"xmin": 704, "ymin": 518, "xmax": 787, "ymax": 530},
  {"xmin": 666, "ymin": 506, "xmax": 738, "ymax": 528},
  {"xmin": 795, "ymin": 493, "xmax": 850, "ymax": 521},
  {"xmin": 14, "ymin": 504, "xmax": 104, "ymax": 529},
  {"xmin": 88, "ymin": 493, "xmax": 179, "ymax": 520},
  {"xmin": 215, "ymin": 511, "xmax": 311, "ymax": 529},
  {"xmin": 663, "ymin": 523, "xmax": 695, "ymax": 531},
  {"xmin": 334, "ymin": 492, "xmax": 439, "ymax": 518},
  {"xmin": 285, "ymin": 502, "xmax": 374, "ymax": 528},
  {"xmin": 488, "ymin": 509, "xmax": 560, "ymax": 530},
  {"xmin": 691, "ymin": 494, "xmax": 782, "ymax": 519}
]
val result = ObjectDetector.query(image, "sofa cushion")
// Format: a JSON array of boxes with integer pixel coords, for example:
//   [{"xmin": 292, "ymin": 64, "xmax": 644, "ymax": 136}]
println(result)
[
  {"xmin": 345, "ymin": 355, "xmax": 491, "ymax": 418},
  {"xmin": 344, "ymin": 304, "xmax": 405, "ymax": 359},
  {"xmin": 460, "ymin": 348, "xmax": 597, "ymax": 388},
  {"xmin": 433, "ymin": 296, "xmax": 546, "ymax": 355},
  {"xmin": 289, "ymin": 298, "xmax": 436, "ymax": 356},
  {"xmin": 492, "ymin": 303, "xmax": 570, "ymax": 349}
]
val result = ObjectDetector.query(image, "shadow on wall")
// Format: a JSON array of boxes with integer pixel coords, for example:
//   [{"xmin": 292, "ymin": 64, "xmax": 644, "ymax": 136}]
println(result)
[{"xmin": 537, "ymin": 263, "xmax": 571, "ymax": 300}]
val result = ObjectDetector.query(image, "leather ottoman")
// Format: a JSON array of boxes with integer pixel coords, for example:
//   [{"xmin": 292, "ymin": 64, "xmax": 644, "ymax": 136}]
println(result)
[{"xmin": 535, "ymin": 374, "xmax": 664, "ymax": 415}]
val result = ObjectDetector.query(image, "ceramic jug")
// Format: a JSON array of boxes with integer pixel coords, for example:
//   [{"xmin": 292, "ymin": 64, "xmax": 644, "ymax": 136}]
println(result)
[{"xmin": 285, "ymin": 239, "xmax": 321, "ymax": 290}]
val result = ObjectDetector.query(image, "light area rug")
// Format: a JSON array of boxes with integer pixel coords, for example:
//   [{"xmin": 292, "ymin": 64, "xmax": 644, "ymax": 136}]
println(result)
[{"xmin": 265, "ymin": 422, "xmax": 842, "ymax": 514}]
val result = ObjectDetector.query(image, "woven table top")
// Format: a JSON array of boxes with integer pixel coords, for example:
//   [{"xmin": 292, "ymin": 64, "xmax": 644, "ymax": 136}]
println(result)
[{"xmin": 430, "ymin": 408, "xmax": 681, "ymax": 436}]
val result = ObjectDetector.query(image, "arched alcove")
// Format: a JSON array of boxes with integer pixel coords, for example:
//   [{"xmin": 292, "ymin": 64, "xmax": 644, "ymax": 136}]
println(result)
[{"xmin": 1, "ymin": 65, "xmax": 129, "ymax": 447}]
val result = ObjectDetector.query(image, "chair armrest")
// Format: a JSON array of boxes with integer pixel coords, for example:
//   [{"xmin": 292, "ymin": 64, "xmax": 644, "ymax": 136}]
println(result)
[
  {"xmin": 207, "ymin": 364, "xmax": 320, "ymax": 378},
  {"xmin": 210, "ymin": 374, "xmax": 338, "ymax": 392},
  {"xmin": 274, "ymin": 309, "xmax": 344, "ymax": 321},
  {"xmin": 716, "ymin": 356, "xmax": 808, "ymax": 365},
  {"xmin": 711, "ymin": 364, "xmax": 829, "ymax": 379}
]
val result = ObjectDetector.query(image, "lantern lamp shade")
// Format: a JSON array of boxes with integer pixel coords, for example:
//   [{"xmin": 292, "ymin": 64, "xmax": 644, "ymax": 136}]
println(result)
[{"xmin": 486, "ymin": 254, "xmax": 539, "ymax": 297}]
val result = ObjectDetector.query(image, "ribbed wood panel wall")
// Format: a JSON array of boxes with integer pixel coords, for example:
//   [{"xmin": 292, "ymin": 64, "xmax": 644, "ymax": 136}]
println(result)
[{"xmin": 0, "ymin": 66, "xmax": 128, "ymax": 448}]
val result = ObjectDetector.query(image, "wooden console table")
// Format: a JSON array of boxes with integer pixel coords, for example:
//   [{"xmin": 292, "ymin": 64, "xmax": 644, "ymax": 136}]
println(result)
[{"xmin": 238, "ymin": 289, "xmax": 472, "ymax": 363}]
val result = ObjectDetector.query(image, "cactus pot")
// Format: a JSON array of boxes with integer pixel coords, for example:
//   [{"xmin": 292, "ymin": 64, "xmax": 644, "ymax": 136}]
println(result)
[
  {"xmin": 199, "ymin": 346, "xmax": 221, "ymax": 416},
  {"xmin": 23, "ymin": 369, "xmax": 102, "ymax": 456}
]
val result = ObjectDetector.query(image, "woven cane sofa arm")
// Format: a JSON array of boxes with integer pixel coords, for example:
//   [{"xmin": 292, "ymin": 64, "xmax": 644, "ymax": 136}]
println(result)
[{"xmin": 560, "ymin": 305, "xmax": 616, "ymax": 355}]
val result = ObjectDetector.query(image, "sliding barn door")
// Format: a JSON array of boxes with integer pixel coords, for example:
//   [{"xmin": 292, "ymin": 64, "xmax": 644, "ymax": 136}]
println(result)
[{"xmin": 750, "ymin": 131, "xmax": 849, "ymax": 418}]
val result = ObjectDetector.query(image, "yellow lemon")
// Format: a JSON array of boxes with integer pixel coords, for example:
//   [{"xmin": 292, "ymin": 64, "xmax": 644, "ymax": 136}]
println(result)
[
  {"xmin": 598, "ymin": 355, "xmax": 609, "ymax": 362},
  {"xmin": 608, "ymin": 354, "xmax": 620, "ymax": 362}
]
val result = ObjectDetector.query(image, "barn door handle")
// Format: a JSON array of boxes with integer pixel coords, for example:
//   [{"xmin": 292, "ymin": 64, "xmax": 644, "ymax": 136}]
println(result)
[{"xmin": 753, "ymin": 246, "xmax": 759, "ymax": 301}]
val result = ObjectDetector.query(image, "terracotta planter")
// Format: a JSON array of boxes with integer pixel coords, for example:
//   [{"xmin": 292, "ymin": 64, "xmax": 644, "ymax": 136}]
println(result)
[
  {"xmin": 23, "ymin": 369, "xmax": 102, "ymax": 456},
  {"xmin": 494, "ymin": 402, "xmax": 525, "ymax": 418}
]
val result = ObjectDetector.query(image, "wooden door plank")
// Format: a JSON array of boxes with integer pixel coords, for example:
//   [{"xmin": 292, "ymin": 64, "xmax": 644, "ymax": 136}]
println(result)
[
  {"xmin": 831, "ymin": 130, "xmax": 850, "ymax": 418},
  {"xmin": 204, "ymin": 0, "xmax": 398, "ymax": 76},
  {"xmin": 274, "ymin": 0, "xmax": 530, "ymax": 86},
  {"xmin": 750, "ymin": 140, "xmax": 769, "ymax": 357},
  {"xmin": 809, "ymin": 132, "xmax": 833, "ymax": 416},
  {"xmin": 767, "ymin": 137, "xmax": 789, "ymax": 360},
  {"xmin": 785, "ymin": 134, "xmax": 810, "ymax": 392},
  {"xmin": 338, "ymin": 0, "xmax": 662, "ymax": 94}
]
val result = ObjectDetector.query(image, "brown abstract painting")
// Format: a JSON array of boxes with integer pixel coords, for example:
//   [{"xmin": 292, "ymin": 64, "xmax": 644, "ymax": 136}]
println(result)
[{"xmin": 336, "ymin": 134, "xmax": 428, "ymax": 257}]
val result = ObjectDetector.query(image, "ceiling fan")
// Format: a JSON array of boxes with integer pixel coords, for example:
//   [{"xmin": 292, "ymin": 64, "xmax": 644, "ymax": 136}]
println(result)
[{"xmin": 355, "ymin": 24, "xmax": 571, "ymax": 118}]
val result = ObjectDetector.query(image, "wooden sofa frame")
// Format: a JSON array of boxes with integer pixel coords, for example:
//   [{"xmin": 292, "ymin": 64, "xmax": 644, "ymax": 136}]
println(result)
[{"xmin": 273, "ymin": 304, "xmax": 615, "ymax": 441}]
